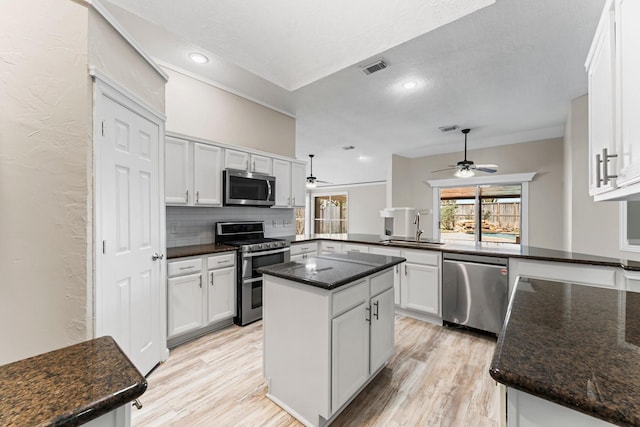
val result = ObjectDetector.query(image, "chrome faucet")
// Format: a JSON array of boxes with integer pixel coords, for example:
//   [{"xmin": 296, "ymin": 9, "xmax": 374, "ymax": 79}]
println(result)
[{"xmin": 414, "ymin": 212, "xmax": 423, "ymax": 241}]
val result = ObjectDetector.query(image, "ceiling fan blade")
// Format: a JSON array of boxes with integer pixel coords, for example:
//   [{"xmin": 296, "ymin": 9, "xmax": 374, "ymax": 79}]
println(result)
[
  {"xmin": 473, "ymin": 164, "xmax": 498, "ymax": 169},
  {"xmin": 431, "ymin": 167, "xmax": 458, "ymax": 173},
  {"xmin": 474, "ymin": 167, "xmax": 498, "ymax": 173},
  {"xmin": 317, "ymin": 180, "xmax": 332, "ymax": 184}
]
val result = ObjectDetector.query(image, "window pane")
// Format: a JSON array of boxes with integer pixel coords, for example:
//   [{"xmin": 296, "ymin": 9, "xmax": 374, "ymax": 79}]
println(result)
[
  {"xmin": 440, "ymin": 186, "xmax": 476, "ymax": 242},
  {"xmin": 313, "ymin": 194, "xmax": 348, "ymax": 234},
  {"xmin": 295, "ymin": 208, "xmax": 305, "ymax": 236},
  {"xmin": 479, "ymin": 185, "xmax": 521, "ymax": 244}
]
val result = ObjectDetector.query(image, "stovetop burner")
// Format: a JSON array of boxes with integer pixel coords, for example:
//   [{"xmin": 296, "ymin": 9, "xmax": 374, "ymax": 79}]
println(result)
[{"xmin": 215, "ymin": 221, "xmax": 290, "ymax": 253}]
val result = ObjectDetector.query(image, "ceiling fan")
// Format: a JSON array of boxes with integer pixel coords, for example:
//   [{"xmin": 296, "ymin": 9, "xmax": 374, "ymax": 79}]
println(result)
[
  {"xmin": 432, "ymin": 128, "xmax": 498, "ymax": 178},
  {"xmin": 305, "ymin": 154, "xmax": 331, "ymax": 188}
]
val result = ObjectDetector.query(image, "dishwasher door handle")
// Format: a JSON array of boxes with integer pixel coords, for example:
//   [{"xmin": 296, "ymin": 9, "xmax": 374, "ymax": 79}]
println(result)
[{"xmin": 443, "ymin": 259, "xmax": 507, "ymax": 271}]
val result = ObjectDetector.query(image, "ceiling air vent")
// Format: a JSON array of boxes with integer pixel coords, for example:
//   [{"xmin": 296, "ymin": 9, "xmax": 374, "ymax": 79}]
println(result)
[
  {"xmin": 360, "ymin": 59, "xmax": 388, "ymax": 75},
  {"xmin": 438, "ymin": 125, "xmax": 459, "ymax": 133}
]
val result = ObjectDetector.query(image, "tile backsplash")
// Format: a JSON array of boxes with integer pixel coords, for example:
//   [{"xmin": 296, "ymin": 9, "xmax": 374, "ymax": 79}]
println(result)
[{"xmin": 166, "ymin": 206, "xmax": 296, "ymax": 248}]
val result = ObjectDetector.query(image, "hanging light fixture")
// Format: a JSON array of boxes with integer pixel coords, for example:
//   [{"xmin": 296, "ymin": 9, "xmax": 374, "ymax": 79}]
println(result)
[{"xmin": 306, "ymin": 154, "xmax": 317, "ymax": 188}]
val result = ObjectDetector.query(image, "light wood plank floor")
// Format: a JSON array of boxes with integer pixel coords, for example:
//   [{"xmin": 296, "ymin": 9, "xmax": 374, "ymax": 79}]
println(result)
[{"xmin": 132, "ymin": 316, "xmax": 499, "ymax": 426}]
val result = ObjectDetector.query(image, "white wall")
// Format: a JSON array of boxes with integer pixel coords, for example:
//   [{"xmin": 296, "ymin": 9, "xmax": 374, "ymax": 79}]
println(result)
[
  {"xmin": 392, "ymin": 138, "xmax": 565, "ymax": 249},
  {"xmin": 563, "ymin": 95, "xmax": 640, "ymax": 260},
  {"xmin": 0, "ymin": 0, "xmax": 91, "ymax": 364},
  {"xmin": 164, "ymin": 68, "xmax": 296, "ymax": 157},
  {"xmin": 309, "ymin": 183, "xmax": 386, "ymax": 234}
]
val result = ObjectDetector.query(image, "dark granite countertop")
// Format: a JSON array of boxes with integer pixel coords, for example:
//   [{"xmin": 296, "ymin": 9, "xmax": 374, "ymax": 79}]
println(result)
[
  {"xmin": 283, "ymin": 233, "xmax": 640, "ymax": 271},
  {"xmin": 259, "ymin": 252, "xmax": 405, "ymax": 290},
  {"xmin": 490, "ymin": 277, "xmax": 640, "ymax": 426},
  {"xmin": 0, "ymin": 336, "xmax": 146, "ymax": 426},
  {"xmin": 167, "ymin": 243, "xmax": 237, "ymax": 259}
]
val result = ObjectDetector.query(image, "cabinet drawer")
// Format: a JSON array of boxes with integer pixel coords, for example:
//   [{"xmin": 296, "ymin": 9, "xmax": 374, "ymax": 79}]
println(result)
[
  {"xmin": 343, "ymin": 244, "xmax": 369, "ymax": 254},
  {"xmin": 207, "ymin": 252, "xmax": 236, "ymax": 270},
  {"xmin": 321, "ymin": 241, "xmax": 343, "ymax": 253},
  {"xmin": 403, "ymin": 249, "xmax": 440, "ymax": 266},
  {"xmin": 168, "ymin": 258, "xmax": 203, "ymax": 277},
  {"xmin": 290, "ymin": 242, "xmax": 317, "ymax": 256},
  {"xmin": 332, "ymin": 280, "xmax": 368, "ymax": 317},
  {"xmin": 370, "ymin": 269, "xmax": 393, "ymax": 297}
]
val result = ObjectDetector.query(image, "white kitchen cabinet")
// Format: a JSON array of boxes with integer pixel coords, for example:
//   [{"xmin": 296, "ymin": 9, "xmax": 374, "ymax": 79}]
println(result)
[
  {"xmin": 343, "ymin": 243, "xmax": 369, "ymax": 254},
  {"xmin": 587, "ymin": 0, "xmax": 640, "ymax": 200},
  {"xmin": 331, "ymin": 300, "xmax": 369, "ymax": 411},
  {"xmin": 369, "ymin": 287, "xmax": 394, "ymax": 374},
  {"xmin": 290, "ymin": 161, "xmax": 307, "ymax": 207},
  {"xmin": 272, "ymin": 159, "xmax": 307, "ymax": 208},
  {"xmin": 165, "ymin": 137, "xmax": 222, "ymax": 206},
  {"xmin": 250, "ymin": 154, "xmax": 272, "ymax": 175},
  {"xmin": 224, "ymin": 149, "xmax": 249, "ymax": 171},
  {"xmin": 400, "ymin": 249, "xmax": 441, "ymax": 317},
  {"xmin": 615, "ymin": 0, "xmax": 640, "ymax": 187},
  {"xmin": 586, "ymin": 0, "xmax": 617, "ymax": 196},
  {"xmin": 167, "ymin": 272, "xmax": 203, "ymax": 338},
  {"xmin": 165, "ymin": 136, "xmax": 190, "ymax": 205},
  {"xmin": 193, "ymin": 143, "xmax": 222, "ymax": 206},
  {"xmin": 167, "ymin": 252, "xmax": 236, "ymax": 347},
  {"xmin": 290, "ymin": 241, "xmax": 318, "ymax": 262},
  {"xmin": 369, "ymin": 246, "xmax": 402, "ymax": 305},
  {"xmin": 320, "ymin": 241, "xmax": 344, "ymax": 254}
]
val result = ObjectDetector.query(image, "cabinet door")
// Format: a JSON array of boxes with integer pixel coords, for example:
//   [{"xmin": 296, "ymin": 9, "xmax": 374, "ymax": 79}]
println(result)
[
  {"xmin": 370, "ymin": 287, "xmax": 394, "ymax": 374},
  {"xmin": 207, "ymin": 266, "xmax": 236, "ymax": 323},
  {"xmin": 193, "ymin": 143, "xmax": 222, "ymax": 206},
  {"xmin": 616, "ymin": 0, "xmax": 640, "ymax": 186},
  {"xmin": 167, "ymin": 273, "xmax": 203, "ymax": 338},
  {"xmin": 272, "ymin": 159, "xmax": 291, "ymax": 207},
  {"xmin": 332, "ymin": 302, "xmax": 369, "ymax": 412},
  {"xmin": 250, "ymin": 154, "xmax": 272, "ymax": 175},
  {"xmin": 165, "ymin": 137, "xmax": 190, "ymax": 205},
  {"xmin": 587, "ymin": 6, "xmax": 616, "ymax": 195},
  {"xmin": 291, "ymin": 162, "xmax": 307, "ymax": 207},
  {"xmin": 402, "ymin": 263, "xmax": 440, "ymax": 316},
  {"xmin": 224, "ymin": 149, "xmax": 249, "ymax": 171},
  {"xmin": 370, "ymin": 247, "xmax": 402, "ymax": 305}
]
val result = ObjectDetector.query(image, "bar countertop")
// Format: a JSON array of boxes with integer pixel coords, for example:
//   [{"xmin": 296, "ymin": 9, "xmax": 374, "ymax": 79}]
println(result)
[
  {"xmin": 490, "ymin": 277, "xmax": 640, "ymax": 426},
  {"xmin": 0, "ymin": 336, "xmax": 147, "ymax": 426},
  {"xmin": 258, "ymin": 252, "xmax": 405, "ymax": 290}
]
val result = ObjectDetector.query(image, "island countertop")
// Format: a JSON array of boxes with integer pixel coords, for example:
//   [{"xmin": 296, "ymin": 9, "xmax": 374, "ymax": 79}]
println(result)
[
  {"xmin": 258, "ymin": 252, "xmax": 405, "ymax": 290},
  {"xmin": 0, "ymin": 336, "xmax": 147, "ymax": 426},
  {"xmin": 489, "ymin": 277, "xmax": 640, "ymax": 426}
]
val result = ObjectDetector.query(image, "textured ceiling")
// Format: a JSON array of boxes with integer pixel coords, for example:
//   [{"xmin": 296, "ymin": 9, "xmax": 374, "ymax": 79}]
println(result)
[{"xmin": 103, "ymin": 0, "xmax": 606, "ymax": 186}]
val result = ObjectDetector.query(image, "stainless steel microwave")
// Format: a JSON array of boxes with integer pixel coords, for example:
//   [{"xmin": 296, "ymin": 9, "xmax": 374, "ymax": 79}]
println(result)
[{"xmin": 223, "ymin": 169, "xmax": 276, "ymax": 207}]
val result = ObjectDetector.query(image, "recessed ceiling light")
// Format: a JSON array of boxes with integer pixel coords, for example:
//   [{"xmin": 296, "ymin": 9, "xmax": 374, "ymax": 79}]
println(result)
[
  {"xmin": 402, "ymin": 81, "xmax": 417, "ymax": 89},
  {"xmin": 188, "ymin": 52, "xmax": 209, "ymax": 64}
]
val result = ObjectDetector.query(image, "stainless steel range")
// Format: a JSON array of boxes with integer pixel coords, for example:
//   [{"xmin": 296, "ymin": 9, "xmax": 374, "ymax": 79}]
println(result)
[{"xmin": 215, "ymin": 221, "xmax": 290, "ymax": 326}]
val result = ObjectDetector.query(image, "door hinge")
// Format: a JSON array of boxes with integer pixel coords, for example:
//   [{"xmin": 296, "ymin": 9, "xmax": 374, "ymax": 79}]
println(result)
[
  {"xmin": 101, "ymin": 121, "xmax": 105, "ymax": 136},
  {"xmin": 102, "ymin": 240, "xmax": 106, "ymax": 254}
]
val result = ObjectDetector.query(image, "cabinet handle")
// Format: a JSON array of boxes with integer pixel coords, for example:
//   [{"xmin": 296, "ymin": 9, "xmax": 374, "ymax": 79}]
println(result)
[
  {"xmin": 246, "ymin": 160, "xmax": 249, "ymax": 171},
  {"xmin": 396, "ymin": 265, "xmax": 399, "ymax": 273},
  {"xmin": 217, "ymin": 260, "xmax": 229, "ymax": 264},
  {"xmin": 373, "ymin": 301, "xmax": 379, "ymax": 320},
  {"xmin": 185, "ymin": 189, "xmax": 189, "ymax": 203},
  {"xmin": 179, "ymin": 265, "xmax": 195, "ymax": 270},
  {"xmin": 195, "ymin": 191, "xmax": 199, "ymax": 204},
  {"xmin": 404, "ymin": 264, "xmax": 407, "ymax": 275},
  {"xmin": 602, "ymin": 148, "xmax": 618, "ymax": 185},
  {"xmin": 351, "ymin": 249, "xmax": 360, "ymax": 252},
  {"xmin": 365, "ymin": 306, "xmax": 371, "ymax": 323},
  {"xmin": 288, "ymin": 197, "xmax": 291, "ymax": 205},
  {"xmin": 199, "ymin": 276, "xmax": 202, "ymax": 288},
  {"xmin": 292, "ymin": 197, "xmax": 295, "ymax": 205},
  {"xmin": 253, "ymin": 161, "xmax": 256, "ymax": 171},
  {"xmin": 595, "ymin": 153, "xmax": 602, "ymax": 188},
  {"xmin": 210, "ymin": 272, "xmax": 213, "ymax": 286}
]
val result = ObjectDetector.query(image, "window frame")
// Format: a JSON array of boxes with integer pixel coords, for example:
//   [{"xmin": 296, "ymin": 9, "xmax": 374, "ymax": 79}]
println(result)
[
  {"xmin": 427, "ymin": 173, "xmax": 536, "ymax": 246},
  {"xmin": 311, "ymin": 192, "xmax": 349, "ymax": 235}
]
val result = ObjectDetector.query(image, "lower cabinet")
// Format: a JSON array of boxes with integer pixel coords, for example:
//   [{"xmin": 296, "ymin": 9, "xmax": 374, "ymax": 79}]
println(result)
[
  {"xmin": 290, "ymin": 241, "xmax": 318, "ymax": 262},
  {"xmin": 400, "ymin": 249, "xmax": 442, "ymax": 318},
  {"xmin": 167, "ymin": 251, "xmax": 236, "ymax": 347},
  {"xmin": 263, "ymin": 268, "xmax": 395, "ymax": 427}
]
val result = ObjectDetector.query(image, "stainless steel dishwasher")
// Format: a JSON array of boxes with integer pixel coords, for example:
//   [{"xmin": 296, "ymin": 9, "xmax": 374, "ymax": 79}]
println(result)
[{"xmin": 442, "ymin": 253, "xmax": 509, "ymax": 335}]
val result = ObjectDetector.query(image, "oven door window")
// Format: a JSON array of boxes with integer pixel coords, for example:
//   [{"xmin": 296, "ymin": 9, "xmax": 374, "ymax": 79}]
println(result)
[
  {"xmin": 251, "ymin": 280, "xmax": 262, "ymax": 309},
  {"xmin": 250, "ymin": 252, "xmax": 286, "ymax": 278}
]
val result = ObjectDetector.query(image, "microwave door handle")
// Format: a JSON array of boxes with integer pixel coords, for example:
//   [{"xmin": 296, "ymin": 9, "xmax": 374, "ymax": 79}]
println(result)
[{"xmin": 266, "ymin": 179, "xmax": 272, "ymax": 201}]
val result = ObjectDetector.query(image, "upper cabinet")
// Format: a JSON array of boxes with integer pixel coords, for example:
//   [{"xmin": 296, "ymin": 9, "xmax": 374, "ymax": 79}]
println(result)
[
  {"xmin": 588, "ymin": 0, "xmax": 640, "ymax": 201},
  {"xmin": 272, "ymin": 159, "xmax": 307, "ymax": 208},
  {"xmin": 166, "ymin": 134, "xmax": 304, "ymax": 207}
]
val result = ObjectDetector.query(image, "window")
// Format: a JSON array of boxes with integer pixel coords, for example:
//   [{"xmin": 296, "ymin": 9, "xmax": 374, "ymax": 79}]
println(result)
[
  {"xmin": 312, "ymin": 194, "xmax": 348, "ymax": 234},
  {"xmin": 295, "ymin": 207, "xmax": 305, "ymax": 236},
  {"xmin": 439, "ymin": 185, "xmax": 521, "ymax": 244}
]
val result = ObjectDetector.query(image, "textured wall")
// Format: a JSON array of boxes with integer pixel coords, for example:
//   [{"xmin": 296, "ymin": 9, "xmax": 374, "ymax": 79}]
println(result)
[
  {"xmin": 164, "ymin": 68, "xmax": 295, "ymax": 157},
  {"xmin": 0, "ymin": 0, "xmax": 90, "ymax": 364}
]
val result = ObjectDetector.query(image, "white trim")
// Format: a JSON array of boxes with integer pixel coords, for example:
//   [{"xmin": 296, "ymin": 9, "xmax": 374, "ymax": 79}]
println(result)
[
  {"xmin": 90, "ymin": 67, "xmax": 167, "ymax": 122},
  {"xmin": 620, "ymin": 201, "xmax": 640, "ymax": 253},
  {"xmin": 88, "ymin": 0, "xmax": 169, "ymax": 81},
  {"xmin": 426, "ymin": 172, "xmax": 536, "ymax": 188},
  {"xmin": 310, "ymin": 181, "xmax": 386, "ymax": 190},
  {"xmin": 157, "ymin": 61, "xmax": 295, "ymax": 118}
]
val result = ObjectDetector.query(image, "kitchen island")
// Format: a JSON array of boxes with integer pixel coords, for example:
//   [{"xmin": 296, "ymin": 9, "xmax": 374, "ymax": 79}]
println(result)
[
  {"xmin": 490, "ymin": 277, "xmax": 640, "ymax": 426},
  {"xmin": 260, "ymin": 252, "xmax": 405, "ymax": 427}
]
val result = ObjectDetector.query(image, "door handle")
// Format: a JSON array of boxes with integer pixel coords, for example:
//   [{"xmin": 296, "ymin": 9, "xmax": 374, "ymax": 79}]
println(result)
[
  {"xmin": 152, "ymin": 252, "xmax": 164, "ymax": 261},
  {"xmin": 373, "ymin": 300, "xmax": 379, "ymax": 320}
]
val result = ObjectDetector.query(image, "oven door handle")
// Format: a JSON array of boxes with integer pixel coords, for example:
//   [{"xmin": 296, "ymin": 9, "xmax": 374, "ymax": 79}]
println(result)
[
  {"xmin": 241, "ymin": 247, "xmax": 291, "ymax": 258},
  {"xmin": 242, "ymin": 277, "xmax": 263, "ymax": 284}
]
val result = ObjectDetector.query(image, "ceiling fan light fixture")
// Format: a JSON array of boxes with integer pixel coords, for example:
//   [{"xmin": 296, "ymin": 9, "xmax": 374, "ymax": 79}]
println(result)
[
  {"xmin": 306, "ymin": 154, "xmax": 318, "ymax": 188},
  {"xmin": 454, "ymin": 168, "xmax": 475, "ymax": 178},
  {"xmin": 306, "ymin": 179, "xmax": 317, "ymax": 189}
]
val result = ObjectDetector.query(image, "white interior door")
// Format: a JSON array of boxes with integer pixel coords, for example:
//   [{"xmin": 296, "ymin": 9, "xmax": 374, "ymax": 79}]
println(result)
[{"xmin": 95, "ymin": 82, "xmax": 165, "ymax": 376}]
